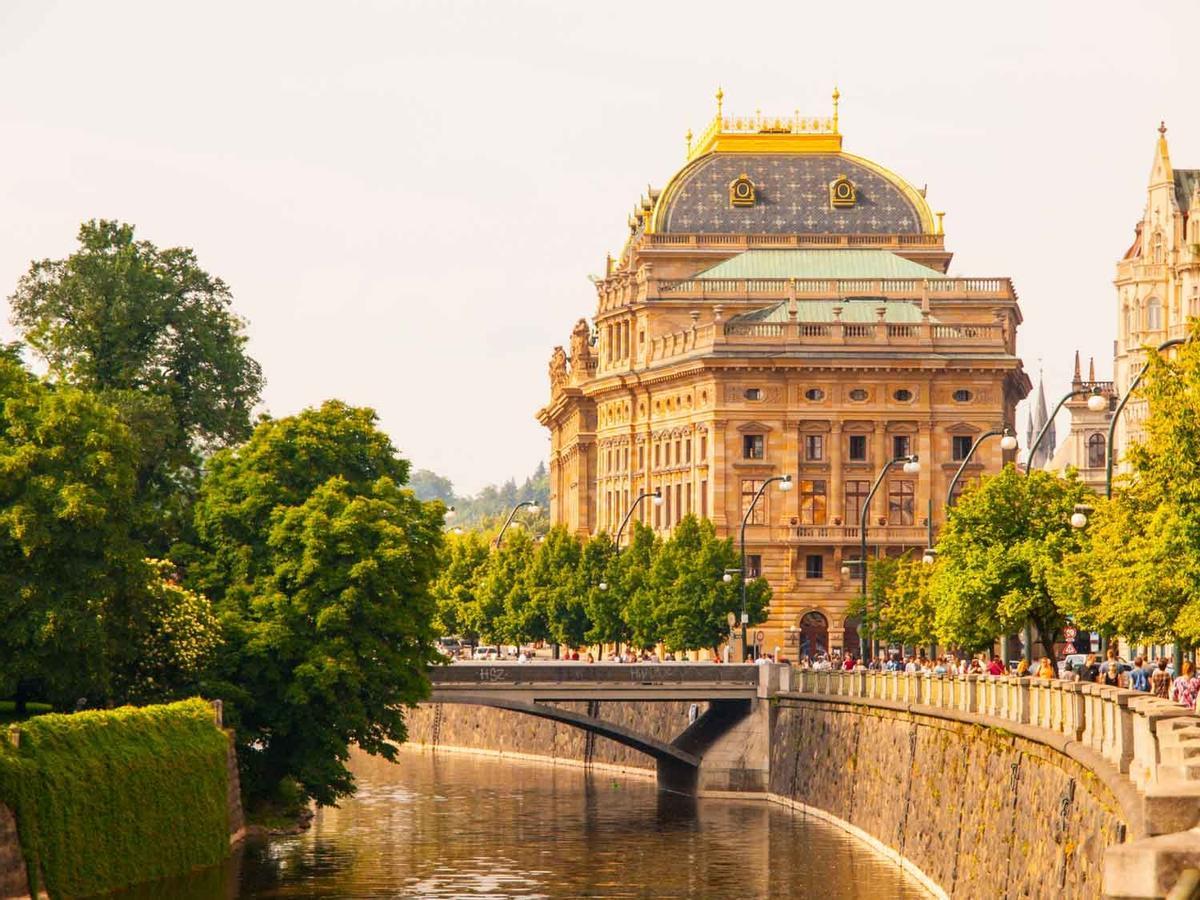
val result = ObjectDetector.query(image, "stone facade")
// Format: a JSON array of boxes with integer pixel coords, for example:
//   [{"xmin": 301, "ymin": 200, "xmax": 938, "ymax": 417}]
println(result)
[
  {"xmin": 537, "ymin": 93, "xmax": 1029, "ymax": 657},
  {"xmin": 770, "ymin": 699, "xmax": 1123, "ymax": 898},
  {"xmin": 1113, "ymin": 124, "xmax": 1200, "ymax": 469}
]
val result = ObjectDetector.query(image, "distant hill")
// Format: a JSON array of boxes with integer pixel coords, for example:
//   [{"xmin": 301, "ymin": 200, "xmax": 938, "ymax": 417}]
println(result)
[{"xmin": 410, "ymin": 462, "xmax": 550, "ymax": 534}]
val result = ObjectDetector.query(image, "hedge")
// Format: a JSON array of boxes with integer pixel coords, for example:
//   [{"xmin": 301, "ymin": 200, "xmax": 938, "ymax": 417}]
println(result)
[{"xmin": 0, "ymin": 698, "xmax": 231, "ymax": 898}]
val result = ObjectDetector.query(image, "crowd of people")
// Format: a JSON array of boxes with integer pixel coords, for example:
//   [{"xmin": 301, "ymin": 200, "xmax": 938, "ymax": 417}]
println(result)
[{"xmin": 788, "ymin": 647, "xmax": 1200, "ymax": 711}]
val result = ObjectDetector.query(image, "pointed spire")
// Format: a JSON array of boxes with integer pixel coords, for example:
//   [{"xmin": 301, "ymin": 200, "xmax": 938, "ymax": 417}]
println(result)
[
  {"xmin": 1072, "ymin": 350, "xmax": 1081, "ymax": 386},
  {"xmin": 715, "ymin": 86, "xmax": 724, "ymax": 120},
  {"xmin": 1152, "ymin": 120, "xmax": 1173, "ymax": 185},
  {"xmin": 1029, "ymin": 370, "xmax": 1056, "ymax": 469},
  {"xmin": 1088, "ymin": 356, "xmax": 1096, "ymax": 382}
]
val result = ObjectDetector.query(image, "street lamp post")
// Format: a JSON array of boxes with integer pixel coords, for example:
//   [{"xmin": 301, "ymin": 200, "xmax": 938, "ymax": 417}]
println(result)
[
  {"xmin": 1106, "ymin": 337, "xmax": 1188, "ymax": 498},
  {"xmin": 737, "ymin": 474, "xmax": 793, "ymax": 660},
  {"xmin": 495, "ymin": 500, "xmax": 541, "ymax": 548},
  {"xmin": 614, "ymin": 488, "xmax": 663, "ymax": 549},
  {"xmin": 1026, "ymin": 389, "xmax": 1107, "ymax": 474},
  {"xmin": 859, "ymin": 455, "xmax": 920, "ymax": 663},
  {"xmin": 947, "ymin": 428, "xmax": 1019, "ymax": 507}
]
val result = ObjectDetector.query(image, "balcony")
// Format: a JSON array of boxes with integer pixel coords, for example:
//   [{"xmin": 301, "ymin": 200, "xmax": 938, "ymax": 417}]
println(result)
[
  {"xmin": 636, "ymin": 232, "xmax": 946, "ymax": 253},
  {"xmin": 651, "ymin": 275, "xmax": 1014, "ymax": 301},
  {"xmin": 786, "ymin": 524, "xmax": 930, "ymax": 545}
]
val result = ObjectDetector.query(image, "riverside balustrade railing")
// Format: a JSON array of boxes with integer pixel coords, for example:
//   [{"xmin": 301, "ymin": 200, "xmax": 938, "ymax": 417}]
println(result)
[{"xmin": 780, "ymin": 668, "xmax": 1200, "ymax": 795}]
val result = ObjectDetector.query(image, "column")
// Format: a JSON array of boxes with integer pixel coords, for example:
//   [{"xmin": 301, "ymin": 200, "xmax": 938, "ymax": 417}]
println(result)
[
  {"xmin": 782, "ymin": 420, "xmax": 800, "ymax": 524},
  {"xmin": 710, "ymin": 419, "xmax": 728, "ymax": 527},
  {"xmin": 829, "ymin": 422, "xmax": 844, "ymax": 526},
  {"xmin": 917, "ymin": 421, "xmax": 932, "ymax": 541},
  {"xmin": 872, "ymin": 425, "xmax": 889, "ymax": 527}
]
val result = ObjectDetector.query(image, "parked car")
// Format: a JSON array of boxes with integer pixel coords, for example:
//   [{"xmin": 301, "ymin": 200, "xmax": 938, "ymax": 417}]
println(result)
[
  {"xmin": 472, "ymin": 646, "xmax": 500, "ymax": 660},
  {"xmin": 1058, "ymin": 653, "xmax": 1132, "ymax": 680}
]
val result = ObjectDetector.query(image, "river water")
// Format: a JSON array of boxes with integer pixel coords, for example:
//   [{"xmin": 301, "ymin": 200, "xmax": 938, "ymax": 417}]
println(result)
[{"xmin": 134, "ymin": 748, "xmax": 930, "ymax": 898}]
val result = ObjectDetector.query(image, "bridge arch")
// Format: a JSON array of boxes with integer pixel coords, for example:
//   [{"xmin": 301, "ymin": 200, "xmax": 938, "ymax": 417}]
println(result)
[{"xmin": 429, "ymin": 694, "xmax": 700, "ymax": 769}]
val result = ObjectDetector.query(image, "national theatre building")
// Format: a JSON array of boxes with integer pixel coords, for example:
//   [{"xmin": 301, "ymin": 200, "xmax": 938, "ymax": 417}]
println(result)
[{"xmin": 537, "ymin": 91, "xmax": 1029, "ymax": 657}]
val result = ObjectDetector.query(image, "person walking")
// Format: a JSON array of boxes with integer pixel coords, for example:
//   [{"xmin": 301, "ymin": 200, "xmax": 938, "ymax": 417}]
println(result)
[
  {"xmin": 1172, "ymin": 661, "xmax": 1200, "ymax": 711},
  {"xmin": 1152, "ymin": 658, "xmax": 1173, "ymax": 698},
  {"xmin": 1036, "ymin": 657, "xmax": 1056, "ymax": 680},
  {"xmin": 1128, "ymin": 657, "xmax": 1150, "ymax": 692},
  {"xmin": 1075, "ymin": 653, "xmax": 1100, "ymax": 683},
  {"xmin": 1100, "ymin": 649, "xmax": 1122, "ymax": 687}
]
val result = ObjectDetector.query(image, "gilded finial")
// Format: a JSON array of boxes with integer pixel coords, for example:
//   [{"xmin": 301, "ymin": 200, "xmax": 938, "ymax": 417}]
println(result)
[
  {"xmin": 1159, "ymin": 120, "xmax": 1168, "ymax": 137},
  {"xmin": 716, "ymin": 86, "xmax": 724, "ymax": 119},
  {"xmin": 685, "ymin": 128, "xmax": 693, "ymax": 158},
  {"xmin": 832, "ymin": 86, "xmax": 840, "ymax": 133}
]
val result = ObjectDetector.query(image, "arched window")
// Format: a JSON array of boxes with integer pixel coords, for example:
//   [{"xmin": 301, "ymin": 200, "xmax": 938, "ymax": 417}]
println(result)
[
  {"xmin": 1147, "ymin": 297, "xmax": 1163, "ymax": 331},
  {"xmin": 1087, "ymin": 433, "xmax": 1106, "ymax": 469},
  {"xmin": 1153, "ymin": 230, "xmax": 1165, "ymax": 264}
]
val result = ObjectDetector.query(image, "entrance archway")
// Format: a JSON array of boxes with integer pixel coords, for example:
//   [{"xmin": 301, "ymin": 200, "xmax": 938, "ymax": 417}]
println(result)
[{"xmin": 799, "ymin": 611, "xmax": 829, "ymax": 658}]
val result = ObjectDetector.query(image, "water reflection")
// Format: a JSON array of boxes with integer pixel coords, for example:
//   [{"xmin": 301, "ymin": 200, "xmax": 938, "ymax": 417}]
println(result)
[{"xmin": 126, "ymin": 748, "xmax": 930, "ymax": 898}]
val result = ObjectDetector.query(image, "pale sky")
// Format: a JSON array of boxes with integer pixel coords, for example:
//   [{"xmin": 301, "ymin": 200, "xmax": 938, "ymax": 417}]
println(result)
[{"xmin": 0, "ymin": 1, "xmax": 1195, "ymax": 493}]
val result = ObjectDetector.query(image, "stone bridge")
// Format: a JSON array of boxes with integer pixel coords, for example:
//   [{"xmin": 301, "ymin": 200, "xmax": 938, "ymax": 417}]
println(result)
[
  {"xmin": 426, "ymin": 663, "xmax": 768, "ymax": 791},
  {"xmin": 417, "ymin": 663, "xmax": 1200, "ymax": 898}
]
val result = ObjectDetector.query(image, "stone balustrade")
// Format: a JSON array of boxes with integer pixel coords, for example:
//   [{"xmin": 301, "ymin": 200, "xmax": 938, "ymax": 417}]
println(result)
[{"xmin": 780, "ymin": 668, "xmax": 1200, "ymax": 898}]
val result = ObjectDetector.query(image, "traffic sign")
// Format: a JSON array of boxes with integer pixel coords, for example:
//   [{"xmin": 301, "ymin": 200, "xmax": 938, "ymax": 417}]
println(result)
[
  {"xmin": 755, "ymin": 630, "xmax": 765, "ymax": 645},
  {"xmin": 1063, "ymin": 625, "xmax": 1078, "ymax": 642}
]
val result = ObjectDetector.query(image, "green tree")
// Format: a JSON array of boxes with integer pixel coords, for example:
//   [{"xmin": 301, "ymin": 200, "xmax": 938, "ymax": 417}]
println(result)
[
  {"xmin": 651, "ymin": 516, "xmax": 769, "ymax": 655},
  {"xmin": 872, "ymin": 553, "xmax": 936, "ymax": 649},
  {"xmin": 469, "ymin": 530, "xmax": 536, "ymax": 646},
  {"xmin": 0, "ymin": 352, "xmax": 149, "ymax": 709},
  {"xmin": 9, "ymin": 220, "xmax": 264, "ymax": 549},
  {"xmin": 431, "ymin": 530, "xmax": 491, "ymax": 640},
  {"xmin": 529, "ymin": 526, "xmax": 588, "ymax": 649},
  {"xmin": 929, "ymin": 465, "xmax": 1089, "ymax": 658},
  {"xmin": 1067, "ymin": 324, "xmax": 1200, "ymax": 645},
  {"xmin": 186, "ymin": 401, "xmax": 443, "ymax": 807}
]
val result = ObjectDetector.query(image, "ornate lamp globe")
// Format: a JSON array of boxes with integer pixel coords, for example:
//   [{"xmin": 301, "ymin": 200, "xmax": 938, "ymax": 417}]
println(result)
[
  {"xmin": 722, "ymin": 572, "xmax": 733, "ymax": 584},
  {"xmin": 598, "ymin": 581, "xmax": 608, "ymax": 591},
  {"xmin": 652, "ymin": 490, "xmax": 664, "ymax": 506},
  {"xmin": 840, "ymin": 565, "xmax": 851, "ymax": 577},
  {"xmin": 902, "ymin": 455, "xmax": 921, "ymax": 474},
  {"xmin": 779, "ymin": 475, "xmax": 794, "ymax": 491},
  {"xmin": 445, "ymin": 505, "xmax": 456, "ymax": 520},
  {"xmin": 1087, "ymin": 392, "xmax": 1108, "ymax": 412},
  {"xmin": 1000, "ymin": 432, "xmax": 1018, "ymax": 451},
  {"xmin": 1070, "ymin": 512, "xmax": 1088, "ymax": 529},
  {"xmin": 922, "ymin": 549, "xmax": 937, "ymax": 565},
  {"xmin": 528, "ymin": 502, "xmax": 541, "ymax": 514}
]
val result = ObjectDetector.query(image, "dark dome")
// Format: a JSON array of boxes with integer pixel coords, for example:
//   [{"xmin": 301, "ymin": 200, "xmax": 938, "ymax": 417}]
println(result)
[{"xmin": 655, "ymin": 153, "xmax": 930, "ymax": 235}]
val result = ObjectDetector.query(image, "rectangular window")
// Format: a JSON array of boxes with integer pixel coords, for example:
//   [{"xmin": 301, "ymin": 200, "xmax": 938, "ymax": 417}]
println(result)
[
  {"xmin": 892, "ymin": 435, "xmax": 911, "ymax": 459},
  {"xmin": 804, "ymin": 434, "xmax": 824, "ymax": 462},
  {"xmin": 700, "ymin": 435, "xmax": 708, "ymax": 461},
  {"xmin": 655, "ymin": 444, "xmax": 661, "ymax": 468},
  {"xmin": 952, "ymin": 435, "xmax": 973, "ymax": 462},
  {"xmin": 799, "ymin": 479, "xmax": 827, "ymax": 525},
  {"xmin": 888, "ymin": 480, "xmax": 915, "ymax": 525},
  {"xmin": 665, "ymin": 485, "xmax": 672, "ymax": 525},
  {"xmin": 743, "ymin": 434, "xmax": 765, "ymax": 460},
  {"xmin": 639, "ymin": 446, "xmax": 645, "ymax": 470},
  {"xmin": 845, "ymin": 479, "xmax": 870, "ymax": 525},
  {"xmin": 655, "ymin": 488, "xmax": 662, "ymax": 528},
  {"xmin": 665, "ymin": 443, "xmax": 671, "ymax": 466},
  {"xmin": 607, "ymin": 449, "xmax": 612, "ymax": 473},
  {"xmin": 686, "ymin": 439, "xmax": 692, "ymax": 463},
  {"xmin": 741, "ymin": 479, "xmax": 766, "ymax": 525},
  {"xmin": 848, "ymin": 434, "xmax": 867, "ymax": 462},
  {"xmin": 700, "ymin": 480, "xmax": 708, "ymax": 518},
  {"xmin": 746, "ymin": 554, "xmax": 762, "ymax": 580},
  {"xmin": 805, "ymin": 554, "xmax": 824, "ymax": 580},
  {"xmin": 686, "ymin": 481, "xmax": 693, "ymax": 515},
  {"xmin": 675, "ymin": 440, "xmax": 682, "ymax": 464},
  {"xmin": 675, "ymin": 483, "xmax": 682, "ymax": 524}
]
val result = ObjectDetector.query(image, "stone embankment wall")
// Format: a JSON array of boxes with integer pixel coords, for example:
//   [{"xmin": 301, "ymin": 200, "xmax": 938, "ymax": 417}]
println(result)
[
  {"xmin": 405, "ymin": 700, "xmax": 703, "ymax": 772},
  {"xmin": 771, "ymin": 698, "xmax": 1123, "ymax": 898}
]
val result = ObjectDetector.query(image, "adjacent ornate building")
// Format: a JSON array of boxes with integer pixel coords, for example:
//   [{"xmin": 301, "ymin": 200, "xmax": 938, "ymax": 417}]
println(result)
[
  {"xmin": 1114, "ymin": 124, "xmax": 1200, "ymax": 465},
  {"xmin": 1046, "ymin": 352, "xmax": 1116, "ymax": 493},
  {"xmin": 537, "ymin": 91, "xmax": 1029, "ymax": 657}
]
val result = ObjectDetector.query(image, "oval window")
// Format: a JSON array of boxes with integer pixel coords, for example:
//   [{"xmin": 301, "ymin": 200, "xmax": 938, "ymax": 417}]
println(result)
[
  {"xmin": 744, "ymin": 388, "xmax": 763, "ymax": 401},
  {"xmin": 953, "ymin": 389, "xmax": 972, "ymax": 402},
  {"xmin": 849, "ymin": 388, "xmax": 868, "ymax": 401},
  {"xmin": 804, "ymin": 388, "xmax": 825, "ymax": 402},
  {"xmin": 893, "ymin": 389, "xmax": 913, "ymax": 402}
]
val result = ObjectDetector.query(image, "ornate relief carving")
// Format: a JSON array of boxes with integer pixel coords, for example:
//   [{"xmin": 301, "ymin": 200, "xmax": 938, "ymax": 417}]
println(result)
[{"xmin": 549, "ymin": 346, "xmax": 568, "ymax": 393}]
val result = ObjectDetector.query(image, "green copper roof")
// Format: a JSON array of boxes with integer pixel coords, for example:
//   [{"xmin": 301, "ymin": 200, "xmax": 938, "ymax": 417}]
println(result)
[
  {"xmin": 695, "ymin": 249, "xmax": 945, "ymax": 280},
  {"xmin": 729, "ymin": 298, "xmax": 928, "ymax": 324}
]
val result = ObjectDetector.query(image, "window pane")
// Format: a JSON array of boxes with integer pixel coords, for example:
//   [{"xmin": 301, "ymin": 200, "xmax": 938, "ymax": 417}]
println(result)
[
  {"xmin": 746, "ymin": 554, "xmax": 762, "ymax": 579},
  {"xmin": 1087, "ymin": 433, "xmax": 1106, "ymax": 468},
  {"xmin": 800, "ymin": 480, "xmax": 827, "ymax": 525},
  {"xmin": 888, "ymin": 480, "xmax": 915, "ymax": 525},
  {"xmin": 805, "ymin": 554, "xmax": 823, "ymax": 579},
  {"xmin": 849, "ymin": 434, "xmax": 867, "ymax": 461},
  {"xmin": 741, "ymin": 479, "xmax": 766, "ymax": 525},
  {"xmin": 892, "ymin": 435, "xmax": 911, "ymax": 458},
  {"xmin": 845, "ymin": 480, "xmax": 869, "ymax": 525},
  {"xmin": 952, "ymin": 435, "xmax": 973, "ymax": 461},
  {"xmin": 805, "ymin": 434, "xmax": 824, "ymax": 461},
  {"xmin": 743, "ymin": 434, "xmax": 765, "ymax": 459}
]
